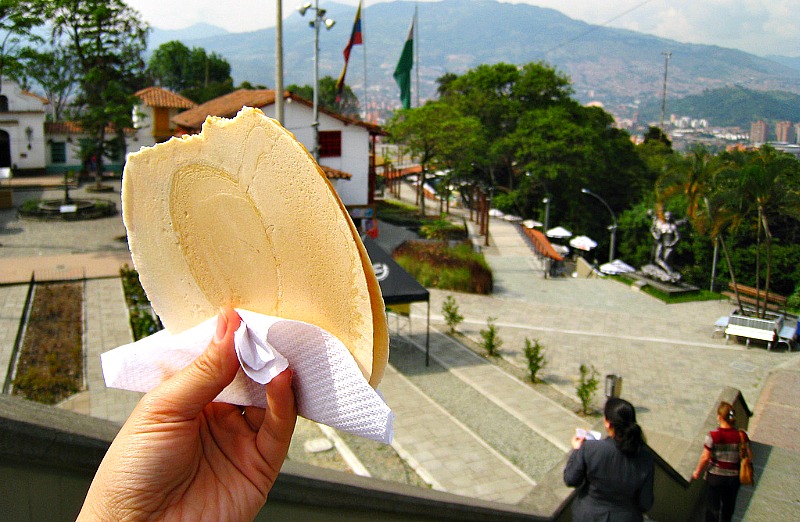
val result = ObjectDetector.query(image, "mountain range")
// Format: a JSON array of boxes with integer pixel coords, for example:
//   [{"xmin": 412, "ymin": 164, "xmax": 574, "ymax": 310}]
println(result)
[{"xmin": 147, "ymin": 0, "xmax": 800, "ymax": 123}]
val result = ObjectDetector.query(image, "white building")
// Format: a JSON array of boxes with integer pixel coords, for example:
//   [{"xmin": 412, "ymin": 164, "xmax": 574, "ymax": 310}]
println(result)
[{"xmin": 0, "ymin": 79, "xmax": 48, "ymax": 175}]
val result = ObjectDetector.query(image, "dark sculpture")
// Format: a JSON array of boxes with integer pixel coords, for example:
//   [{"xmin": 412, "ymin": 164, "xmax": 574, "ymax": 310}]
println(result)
[{"xmin": 642, "ymin": 210, "xmax": 687, "ymax": 283}]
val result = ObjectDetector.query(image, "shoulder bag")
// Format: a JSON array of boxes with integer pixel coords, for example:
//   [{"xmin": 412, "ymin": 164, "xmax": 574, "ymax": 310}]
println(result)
[{"xmin": 739, "ymin": 430, "xmax": 754, "ymax": 485}]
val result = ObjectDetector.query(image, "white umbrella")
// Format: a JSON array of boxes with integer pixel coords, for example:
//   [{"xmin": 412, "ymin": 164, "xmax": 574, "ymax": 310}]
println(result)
[
  {"xmin": 599, "ymin": 259, "xmax": 636, "ymax": 275},
  {"xmin": 546, "ymin": 226, "xmax": 572, "ymax": 239},
  {"xmin": 488, "ymin": 208, "xmax": 505, "ymax": 218},
  {"xmin": 569, "ymin": 235, "xmax": 598, "ymax": 251},
  {"xmin": 503, "ymin": 214, "xmax": 523, "ymax": 222},
  {"xmin": 552, "ymin": 244, "xmax": 570, "ymax": 255},
  {"xmin": 522, "ymin": 219, "xmax": 543, "ymax": 229}
]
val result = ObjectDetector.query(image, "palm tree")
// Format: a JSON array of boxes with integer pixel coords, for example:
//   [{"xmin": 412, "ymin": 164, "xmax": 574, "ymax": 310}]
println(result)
[{"xmin": 736, "ymin": 147, "xmax": 800, "ymax": 317}]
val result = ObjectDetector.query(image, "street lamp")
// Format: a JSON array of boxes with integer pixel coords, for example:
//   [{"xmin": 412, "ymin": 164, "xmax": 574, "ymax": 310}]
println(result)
[
  {"xmin": 542, "ymin": 197, "xmax": 550, "ymax": 232},
  {"xmin": 581, "ymin": 188, "xmax": 617, "ymax": 263},
  {"xmin": 299, "ymin": 1, "xmax": 335, "ymax": 161}
]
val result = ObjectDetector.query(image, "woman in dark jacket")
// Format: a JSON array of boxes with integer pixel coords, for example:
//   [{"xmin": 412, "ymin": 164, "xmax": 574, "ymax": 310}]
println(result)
[{"xmin": 564, "ymin": 397, "xmax": 655, "ymax": 521}]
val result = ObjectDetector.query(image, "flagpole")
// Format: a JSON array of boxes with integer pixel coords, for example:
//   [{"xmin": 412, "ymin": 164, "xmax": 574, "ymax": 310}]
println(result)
[{"xmin": 362, "ymin": 1, "xmax": 368, "ymax": 120}]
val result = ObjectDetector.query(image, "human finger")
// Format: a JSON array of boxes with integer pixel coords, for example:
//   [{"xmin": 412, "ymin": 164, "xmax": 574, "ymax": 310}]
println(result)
[
  {"xmin": 257, "ymin": 369, "xmax": 297, "ymax": 463},
  {"xmin": 152, "ymin": 308, "xmax": 242, "ymax": 418}
]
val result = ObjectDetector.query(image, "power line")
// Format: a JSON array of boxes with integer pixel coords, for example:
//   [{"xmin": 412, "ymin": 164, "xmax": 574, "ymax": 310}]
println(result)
[{"xmin": 544, "ymin": 0, "xmax": 658, "ymax": 56}]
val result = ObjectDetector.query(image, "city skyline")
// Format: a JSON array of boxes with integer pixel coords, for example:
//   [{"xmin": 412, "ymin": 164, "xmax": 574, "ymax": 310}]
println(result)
[{"xmin": 123, "ymin": 0, "xmax": 799, "ymax": 58}]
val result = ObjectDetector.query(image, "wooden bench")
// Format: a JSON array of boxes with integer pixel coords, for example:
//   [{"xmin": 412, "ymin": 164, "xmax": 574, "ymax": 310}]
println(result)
[{"xmin": 723, "ymin": 282, "xmax": 787, "ymax": 313}]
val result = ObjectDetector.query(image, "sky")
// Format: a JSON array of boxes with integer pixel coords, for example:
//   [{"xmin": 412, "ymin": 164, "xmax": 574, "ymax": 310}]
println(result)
[{"xmin": 122, "ymin": 0, "xmax": 800, "ymax": 57}]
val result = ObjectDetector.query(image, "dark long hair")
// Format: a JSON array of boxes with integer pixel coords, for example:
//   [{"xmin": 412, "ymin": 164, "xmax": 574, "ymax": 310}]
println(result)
[{"xmin": 605, "ymin": 397, "xmax": 646, "ymax": 457}]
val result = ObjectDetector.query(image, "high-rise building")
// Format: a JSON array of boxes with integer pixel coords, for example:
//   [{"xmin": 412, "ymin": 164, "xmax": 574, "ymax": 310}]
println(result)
[
  {"xmin": 750, "ymin": 120, "xmax": 769, "ymax": 144},
  {"xmin": 775, "ymin": 121, "xmax": 795, "ymax": 143}
]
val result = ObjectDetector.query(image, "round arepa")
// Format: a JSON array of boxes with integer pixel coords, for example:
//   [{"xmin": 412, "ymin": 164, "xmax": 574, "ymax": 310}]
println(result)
[{"xmin": 121, "ymin": 106, "xmax": 388, "ymax": 387}]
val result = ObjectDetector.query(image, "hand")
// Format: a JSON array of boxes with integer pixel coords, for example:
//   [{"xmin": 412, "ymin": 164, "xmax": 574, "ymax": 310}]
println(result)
[
  {"xmin": 692, "ymin": 469, "xmax": 702, "ymax": 480},
  {"xmin": 571, "ymin": 434, "xmax": 586, "ymax": 450},
  {"xmin": 78, "ymin": 308, "xmax": 297, "ymax": 521}
]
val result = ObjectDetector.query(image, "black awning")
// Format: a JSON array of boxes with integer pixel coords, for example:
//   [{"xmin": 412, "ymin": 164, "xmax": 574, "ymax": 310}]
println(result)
[{"xmin": 361, "ymin": 236, "xmax": 429, "ymax": 306}]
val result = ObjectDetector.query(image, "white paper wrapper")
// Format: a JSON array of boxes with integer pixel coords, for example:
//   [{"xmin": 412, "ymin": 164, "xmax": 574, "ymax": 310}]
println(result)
[{"xmin": 101, "ymin": 309, "xmax": 393, "ymax": 444}]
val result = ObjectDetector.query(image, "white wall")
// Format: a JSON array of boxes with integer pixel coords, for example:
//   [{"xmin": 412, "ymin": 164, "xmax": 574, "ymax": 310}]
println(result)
[
  {"xmin": 0, "ymin": 79, "xmax": 47, "ymax": 172},
  {"xmin": 260, "ymin": 101, "xmax": 370, "ymax": 207}
]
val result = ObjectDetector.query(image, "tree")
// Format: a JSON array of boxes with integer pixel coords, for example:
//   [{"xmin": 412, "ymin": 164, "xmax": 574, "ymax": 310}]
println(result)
[
  {"xmin": 0, "ymin": 1, "xmax": 47, "ymax": 91},
  {"xmin": 386, "ymin": 101, "xmax": 483, "ymax": 216},
  {"xmin": 287, "ymin": 76, "xmax": 360, "ymax": 118},
  {"xmin": 147, "ymin": 40, "xmax": 234, "ymax": 104},
  {"xmin": 441, "ymin": 295, "xmax": 463, "ymax": 334},
  {"xmin": 19, "ymin": 47, "xmax": 77, "ymax": 121},
  {"xmin": 48, "ymin": 0, "xmax": 148, "ymax": 188},
  {"xmin": 732, "ymin": 146, "xmax": 800, "ymax": 316}
]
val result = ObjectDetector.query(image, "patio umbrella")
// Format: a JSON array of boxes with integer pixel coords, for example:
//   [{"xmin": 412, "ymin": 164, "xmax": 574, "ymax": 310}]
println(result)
[
  {"xmin": 522, "ymin": 219, "xmax": 543, "ymax": 229},
  {"xmin": 599, "ymin": 259, "xmax": 636, "ymax": 275},
  {"xmin": 546, "ymin": 226, "xmax": 572, "ymax": 239},
  {"xmin": 488, "ymin": 208, "xmax": 505, "ymax": 217},
  {"xmin": 569, "ymin": 235, "xmax": 598, "ymax": 251},
  {"xmin": 552, "ymin": 244, "xmax": 570, "ymax": 256}
]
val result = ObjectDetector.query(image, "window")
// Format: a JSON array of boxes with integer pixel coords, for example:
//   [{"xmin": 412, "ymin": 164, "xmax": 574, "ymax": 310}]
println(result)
[
  {"xmin": 51, "ymin": 142, "xmax": 67, "ymax": 163},
  {"xmin": 0, "ymin": 96, "xmax": 7, "ymax": 112},
  {"xmin": 319, "ymin": 130, "xmax": 342, "ymax": 158}
]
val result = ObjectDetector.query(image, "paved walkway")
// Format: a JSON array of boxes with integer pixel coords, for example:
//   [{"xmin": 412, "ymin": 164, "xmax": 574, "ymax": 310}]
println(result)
[{"xmin": 1, "ymin": 179, "xmax": 798, "ymax": 519}]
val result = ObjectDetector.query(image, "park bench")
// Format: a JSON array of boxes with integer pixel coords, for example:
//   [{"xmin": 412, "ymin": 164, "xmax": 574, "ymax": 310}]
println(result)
[
  {"xmin": 724, "ymin": 311, "xmax": 784, "ymax": 350},
  {"xmin": 723, "ymin": 282, "xmax": 787, "ymax": 314}
]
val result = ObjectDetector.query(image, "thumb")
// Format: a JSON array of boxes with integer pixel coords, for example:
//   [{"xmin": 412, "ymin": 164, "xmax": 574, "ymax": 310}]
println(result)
[{"xmin": 152, "ymin": 308, "xmax": 242, "ymax": 418}]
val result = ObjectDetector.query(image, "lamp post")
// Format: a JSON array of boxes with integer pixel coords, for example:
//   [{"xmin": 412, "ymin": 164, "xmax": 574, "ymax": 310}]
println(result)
[
  {"xmin": 542, "ymin": 197, "xmax": 550, "ymax": 232},
  {"xmin": 581, "ymin": 188, "xmax": 617, "ymax": 263},
  {"xmin": 299, "ymin": 1, "xmax": 335, "ymax": 161}
]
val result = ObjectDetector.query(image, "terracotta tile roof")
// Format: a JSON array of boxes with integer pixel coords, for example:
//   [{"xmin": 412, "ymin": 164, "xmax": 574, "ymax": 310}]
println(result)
[
  {"xmin": 45, "ymin": 121, "xmax": 83, "ymax": 134},
  {"xmin": 135, "ymin": 86, "xmax": 197, "ymax": 109},
  {"xmin": 21, "ymin": 90, "xmax": 49, "ymax": 104},
  {"xmin": 172, "ymin": 89, "xmax": 277, "ymax": 130},
  {"xmin": 172, "ymin": 89, "xmax": 385, "ymax": 136},
  {"xmin": 319, "ymin": 165, "xmax": 352, "ymax": 180},
  {"xmin": 44, "ymin": 121, "xmax": 135, "ymax": 136}
]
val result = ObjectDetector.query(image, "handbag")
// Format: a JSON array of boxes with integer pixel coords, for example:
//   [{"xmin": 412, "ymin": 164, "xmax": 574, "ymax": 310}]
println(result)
[{"xmin": 739, "ymin": 430, "xmax": 754, "ymax": 485}]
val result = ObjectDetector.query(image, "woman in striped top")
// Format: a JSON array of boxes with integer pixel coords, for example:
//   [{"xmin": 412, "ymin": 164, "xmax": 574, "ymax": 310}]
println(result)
[{"xmin": 692, "ymin": 401, "xmax": 751, "ymax": 522}]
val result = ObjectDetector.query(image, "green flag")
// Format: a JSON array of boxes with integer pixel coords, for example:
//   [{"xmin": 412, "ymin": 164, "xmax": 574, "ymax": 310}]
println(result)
[{"xmin": 393, "ymin": 17, "xmax": 414, "ymax": 109}]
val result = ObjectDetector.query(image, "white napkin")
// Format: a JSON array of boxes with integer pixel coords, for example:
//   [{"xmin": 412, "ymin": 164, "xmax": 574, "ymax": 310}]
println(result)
[{"xmin": 101, "ymin": 309, "xmax": 394, "ymax": 444}]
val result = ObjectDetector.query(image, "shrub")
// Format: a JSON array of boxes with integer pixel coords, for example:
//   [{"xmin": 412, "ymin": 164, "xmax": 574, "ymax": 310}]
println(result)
[
  {"xmin": 576, "ymin": 364, "xmax": 599, "ymax": 415},
  {"xmin": 120, "ymin": 265, "xmax": 163, "ymax": 340},
  {"xmin": 441, "ymin": 295, "xmax": 464, "ymax": 334},
  {"xmin": 523, "ymin": 338, "xmax": 547, "ymax": 383},
  {"xmin": 480, "ymin": 316, "xmax": 502, "ymax": 356},
  {"xmin": 393, "ymin": 240, "xmax": 493, "ymax": 294},
  {"xmin": 420, "ymin": 218, "xmax": 467, "ymax": 241}
]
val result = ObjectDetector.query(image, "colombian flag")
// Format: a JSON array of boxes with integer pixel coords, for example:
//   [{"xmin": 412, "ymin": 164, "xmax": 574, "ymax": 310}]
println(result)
[{"xmin": 336, "ymin": 0, "xmax": 363, "ymax": 102}]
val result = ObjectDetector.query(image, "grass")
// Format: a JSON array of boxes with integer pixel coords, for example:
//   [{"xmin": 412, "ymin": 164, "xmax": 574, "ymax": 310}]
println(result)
[
  {"xmin": 13, "ymin": 282, "xmax": 83, "ymax": 405},
  {"xmin": 607, "ymin": 274, "xmax": 728, "ymax": 304},
  {"xmin": 376, "ymin": 200, "xmax": 467, "ymax": 240},
  {"xmin": 393, "ymin": 240, "xmax": 493, "ymax": 294}
]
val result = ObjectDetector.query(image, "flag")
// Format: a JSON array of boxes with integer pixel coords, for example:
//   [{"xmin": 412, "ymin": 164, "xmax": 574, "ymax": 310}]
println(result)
[
  {"xmin": 336, "ymin": 0, "xmax": 363, "ymax": 102},
  {"xmin": 393, "ymin": 16, "xmax": 414, "ymax": 110}
]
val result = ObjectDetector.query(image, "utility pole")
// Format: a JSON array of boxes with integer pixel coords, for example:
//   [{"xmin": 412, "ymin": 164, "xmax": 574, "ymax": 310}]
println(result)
[{"xmin": 660, "ymin": 51, "xmax": 672, "ymax": 136}]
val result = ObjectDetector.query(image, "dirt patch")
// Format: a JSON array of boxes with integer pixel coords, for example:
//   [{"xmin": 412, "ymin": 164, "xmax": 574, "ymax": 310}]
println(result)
[{"xmin": 13, "ymin": 282, "xmax": 84, "ymax": 404}]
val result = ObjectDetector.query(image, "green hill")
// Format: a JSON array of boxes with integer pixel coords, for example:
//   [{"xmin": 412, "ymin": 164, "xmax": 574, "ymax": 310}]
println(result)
[{"xmin": 638, "ymin": 86, "xmax": 800, "ymax": 128}]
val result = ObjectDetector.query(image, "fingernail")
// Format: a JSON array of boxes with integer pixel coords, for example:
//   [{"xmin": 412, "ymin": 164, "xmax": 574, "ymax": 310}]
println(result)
[{"xmin": 214, "ymin": 310, "xmax": 228, "ymax": 342}]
